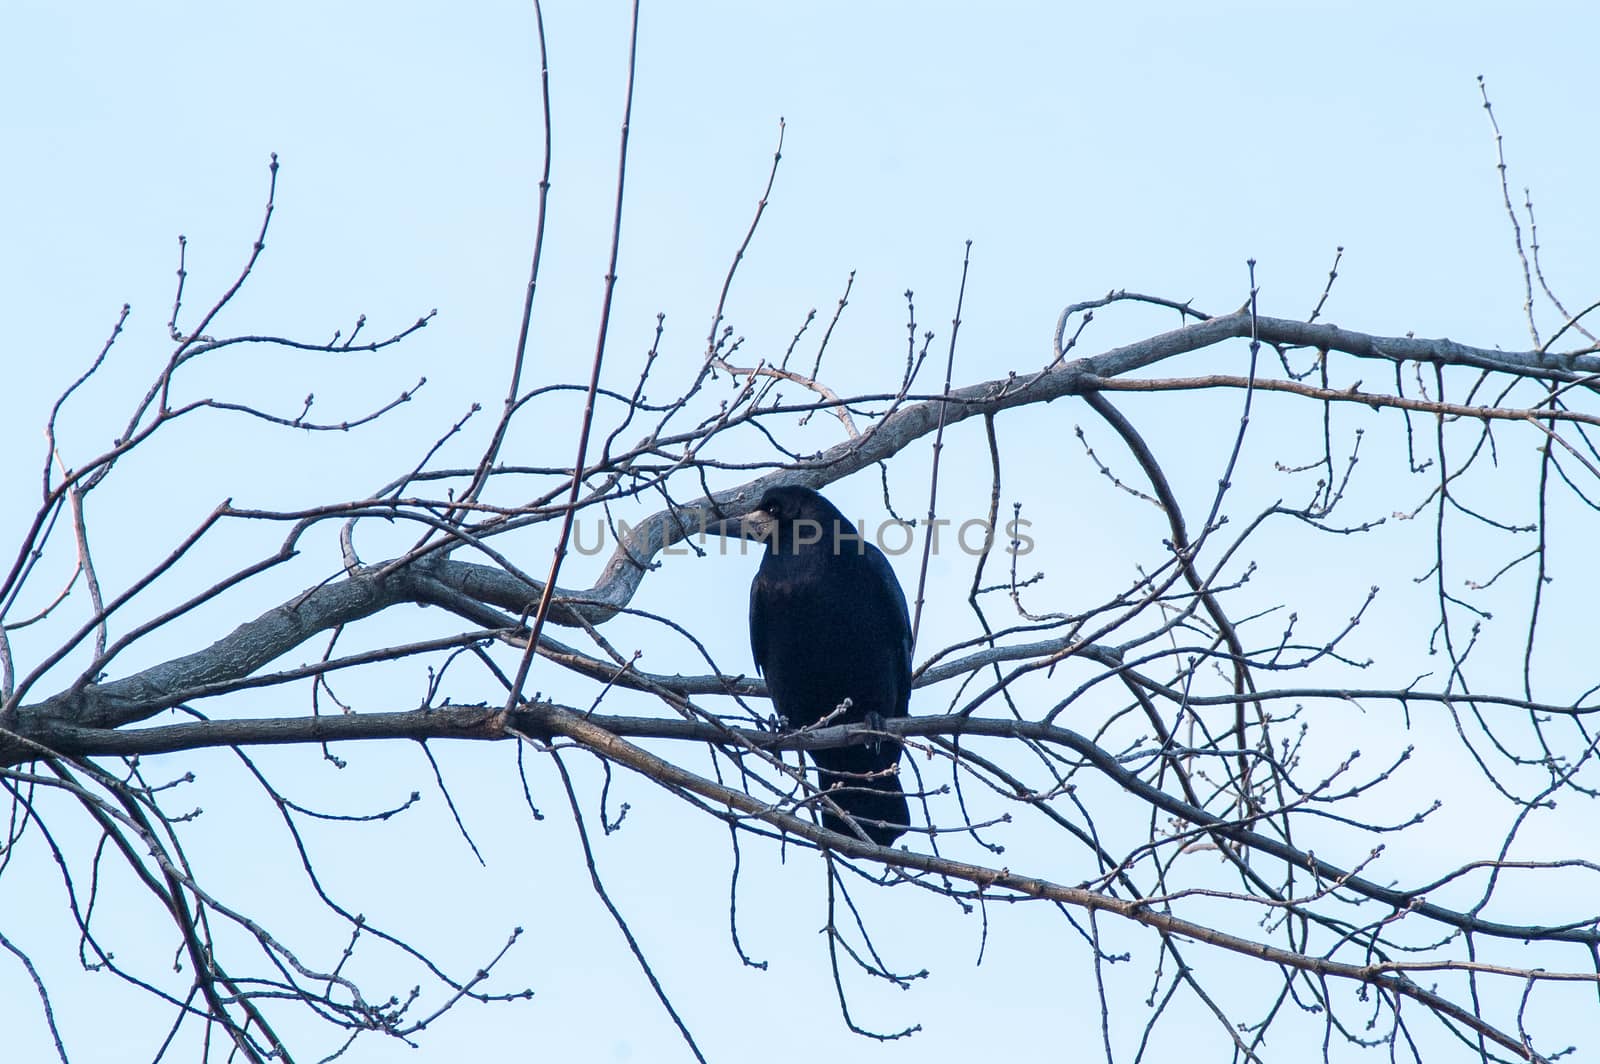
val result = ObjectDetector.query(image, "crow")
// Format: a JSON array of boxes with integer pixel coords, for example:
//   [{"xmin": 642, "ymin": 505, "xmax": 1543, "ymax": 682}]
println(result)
[{"xmin": 729, "ymin": 485, "xmax": 911, "ymax": 846}]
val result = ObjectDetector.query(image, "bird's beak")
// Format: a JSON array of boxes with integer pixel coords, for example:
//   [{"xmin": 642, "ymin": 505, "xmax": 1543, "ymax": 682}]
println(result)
[{"xmin": 704, "ymin": 508, "xmax": 775, "ymax": 543}]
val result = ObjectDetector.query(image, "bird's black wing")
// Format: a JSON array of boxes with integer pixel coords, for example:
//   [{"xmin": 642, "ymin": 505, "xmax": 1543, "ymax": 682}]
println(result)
[
  {"xmin": 861, "ymin": 543, "xmax": 913, "ymax": 716},
  {"xmin": 748, "ymin": 570, "xmax": 770, "ymax": 677}
]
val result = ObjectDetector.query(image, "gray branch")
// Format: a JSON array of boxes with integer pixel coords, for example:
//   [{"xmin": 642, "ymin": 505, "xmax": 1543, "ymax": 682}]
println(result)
[{"xmin": 14, "ymin": 313, "xmax": 1576, "ymax": 747}]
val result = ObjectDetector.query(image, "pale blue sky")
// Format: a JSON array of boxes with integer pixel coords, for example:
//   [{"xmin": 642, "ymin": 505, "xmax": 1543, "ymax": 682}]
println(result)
[{"xmin": 3, "ymin": 3, "xmax": 1598, "ymax": 1061}]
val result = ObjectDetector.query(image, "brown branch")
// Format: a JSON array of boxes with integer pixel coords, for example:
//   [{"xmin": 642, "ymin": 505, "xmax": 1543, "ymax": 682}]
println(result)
[
  {"xmin": 18, "ymin": 706, "xmax": 1598, "ymax": 956},
  {"xmin": 1096, "ymin": 372, "xmax": 1600, "ymax": 428},
  {"xmin": 538, "ymin": 706, "xmax": 1553, "ymax": 1063},
  {"xmin": 508, "ymin": 0, "xmax": 642, "ymax": 715}
]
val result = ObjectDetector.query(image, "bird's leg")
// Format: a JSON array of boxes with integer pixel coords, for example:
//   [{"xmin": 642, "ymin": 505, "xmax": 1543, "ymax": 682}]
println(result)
[{"xmin": 862, "ymin": 709, "xmax": 887, "ymax": 754}]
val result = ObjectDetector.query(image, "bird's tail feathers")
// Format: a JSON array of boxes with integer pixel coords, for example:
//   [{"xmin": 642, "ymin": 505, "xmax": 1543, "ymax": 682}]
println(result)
[{"xmin": 818, "ymin": 770, "xmax": 909, "ymax": 847}]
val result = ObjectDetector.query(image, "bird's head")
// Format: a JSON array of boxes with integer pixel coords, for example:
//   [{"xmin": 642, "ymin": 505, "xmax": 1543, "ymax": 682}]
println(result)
[
  {"xmin": 711, "ymin": 485, "xmax": 861, "ymax": 557},
  {"xmin": 755, "ymin": 485, "xmax": 862, "ymax": 556}
]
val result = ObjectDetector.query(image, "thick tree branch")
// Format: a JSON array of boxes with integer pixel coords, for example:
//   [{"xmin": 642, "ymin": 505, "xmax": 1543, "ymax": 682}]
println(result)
[{"xmin": 15, "ymin": 705, "xmax": 1595, "ymax": 957}]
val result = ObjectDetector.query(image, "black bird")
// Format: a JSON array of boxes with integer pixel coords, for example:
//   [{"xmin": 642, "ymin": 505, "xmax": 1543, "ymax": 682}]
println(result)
[{"xmin": 733, "ymin": 485, "xmax": 911, "ymax": 846}]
